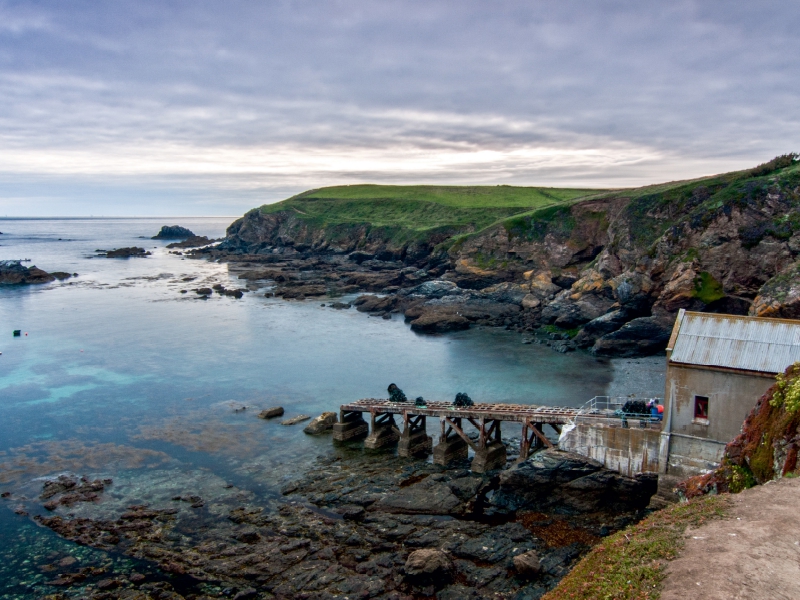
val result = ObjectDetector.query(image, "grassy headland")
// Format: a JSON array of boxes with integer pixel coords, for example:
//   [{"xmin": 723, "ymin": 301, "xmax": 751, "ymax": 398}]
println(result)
[{"xmin": 258, "ymin": 184, "xmax": 605, "ymax": 235}]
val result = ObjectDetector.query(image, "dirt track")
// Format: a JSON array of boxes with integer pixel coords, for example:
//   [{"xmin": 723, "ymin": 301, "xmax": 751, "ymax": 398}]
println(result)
[{"xmin": 660, "ymin": 477, "xmax": 800, "ymax": 600}]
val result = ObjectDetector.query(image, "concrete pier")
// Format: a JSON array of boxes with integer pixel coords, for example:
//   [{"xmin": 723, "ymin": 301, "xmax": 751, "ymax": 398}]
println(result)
[
  {"xmin": 471, "ymin": 440, "xmax": 507, "ymax": 473},
  {"xmin": 433, "ymin": 436, "xmax": 469, "ymax": 465},
  {"xmin": 397, "ymin": 414, "xmax": 432, "ymax": 457},
  {"xmin": 363, "ymin": 413, "xmax": 400, "ymax": 449},
  {"xmin": 332, "ymin": 411, "xmax": 369, "ymax": 442}
]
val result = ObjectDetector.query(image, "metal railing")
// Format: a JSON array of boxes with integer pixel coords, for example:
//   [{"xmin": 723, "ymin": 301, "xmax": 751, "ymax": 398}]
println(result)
[{"xmin": 577, "ymin": 396, "xmax": 664, "ymax": 421}]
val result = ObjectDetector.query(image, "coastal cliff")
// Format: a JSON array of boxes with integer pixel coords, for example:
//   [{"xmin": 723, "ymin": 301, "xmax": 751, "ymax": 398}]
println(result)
[{"xmin": 211, "ymin": 155, "xmax": 800, "ymax": 356}]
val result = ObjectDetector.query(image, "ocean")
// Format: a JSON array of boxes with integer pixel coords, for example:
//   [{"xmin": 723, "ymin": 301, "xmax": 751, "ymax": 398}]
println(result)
[{"xmin": 0, "ymin": 217, "xmax": 650, "ymax": 598}]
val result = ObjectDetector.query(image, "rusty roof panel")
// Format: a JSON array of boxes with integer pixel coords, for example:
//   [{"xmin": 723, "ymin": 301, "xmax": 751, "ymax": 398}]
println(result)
[{"xmin": 670, "ymin": 312, "xmax": 800, "ymax": 374}]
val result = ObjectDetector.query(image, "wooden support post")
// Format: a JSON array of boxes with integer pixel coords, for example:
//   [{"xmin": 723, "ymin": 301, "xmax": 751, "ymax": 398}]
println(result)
[
  {"xmin": 527, "ymin": 420, "xmax": 553, "ymax": 448},
  {"xmin": 520, "ymin": 421, "xmax": 530, "ymax": 460},
  {"xmin": 444, "ymin": 417, "xmax": 479, "ymax": 451}
]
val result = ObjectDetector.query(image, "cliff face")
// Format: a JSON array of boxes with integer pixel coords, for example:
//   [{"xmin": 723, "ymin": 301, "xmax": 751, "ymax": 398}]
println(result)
[{"xmin": 219, "ymin": 156, "xmax": 800, "ymax": 356}]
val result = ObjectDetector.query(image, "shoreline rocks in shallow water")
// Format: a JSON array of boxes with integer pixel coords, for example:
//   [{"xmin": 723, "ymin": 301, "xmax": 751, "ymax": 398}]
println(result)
[
  {"xmin": 25, "ymin": 449, "xmax": 657, "ymax": 599},
  {"xmin": 303, "ymin": 411, "xmax": 338, "ymax": 434},
  {"xmin": 281, "ymin": 414, "xmax": 311, "ymax": 425},
  {"xmin": 257, "ymin": 406, "xmax": 284, "ymax": 419},
  {"xmin": 103, "ymin": 247, "xmax": 151, "ymax": 258},
  {"xmin": 0, "ymin": 260, "xmax": 73, "ymax": 284},
  {"xmin": 165, "ymin": 235, "xmax": 216, "ymax": 248}
]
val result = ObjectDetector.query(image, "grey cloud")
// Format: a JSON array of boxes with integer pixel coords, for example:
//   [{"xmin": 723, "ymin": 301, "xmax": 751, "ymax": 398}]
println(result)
[{"xmin": 0, "ymin": 0, "xmax": 798, "ymax": 214}]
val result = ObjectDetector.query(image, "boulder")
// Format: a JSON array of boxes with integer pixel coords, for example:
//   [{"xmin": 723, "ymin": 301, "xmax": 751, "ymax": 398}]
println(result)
[
  {"xmin": 409, "ymin": 310, "xmax": 470, "ymax": 333},
  {"xmin": 153, "ymin": 225, "xmax": 195, "ymax": 239},
  {"xmin": 480, "ymin": 282, "xmax": 529, "ymax": 305},
  {"xmin": 591, "ymin": 313, "xmax": 673, "ymax": 357},
  {"xmin": 513, "ymin": 550, "xmax": 541, "ymax": 577},
  {"xmin": 258, "ymin": 407, "xmax": 284, "ymax": 419},
  {"xmin": 404, "ymin": 549, "xmax": 452, "ymax": 578},
  {"xmin": 303, "ymin": 412, "xmax": 338, "ymax": 434}
]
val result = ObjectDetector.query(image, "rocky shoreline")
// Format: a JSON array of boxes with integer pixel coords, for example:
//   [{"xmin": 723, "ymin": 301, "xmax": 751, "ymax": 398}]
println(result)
[
  {"xmin": 204, "ymin": 159, "xmax": 800, "ymax": 357},
  {"xmin": 187, "ymin": 247, "xmax": 664, "ymax": 358},
  {"xmin": 11, "ymin": 446, "xmax": 656, "ymax": 600},
  {"xmin": 0, "ymin": 259, "xmax": 75, "ymax": 285}
]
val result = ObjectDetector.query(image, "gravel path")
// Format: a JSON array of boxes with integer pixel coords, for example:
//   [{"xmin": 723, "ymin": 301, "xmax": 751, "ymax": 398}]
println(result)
[{"xmin": 661, "ymin": 477, "xmax": 800, "ymax": 600}]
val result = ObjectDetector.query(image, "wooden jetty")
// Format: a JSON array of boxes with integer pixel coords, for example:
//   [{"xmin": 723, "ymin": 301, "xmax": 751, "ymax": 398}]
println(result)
[{"xmin": 333, "ymin": 398, "xmax": 585, "ymax": 473}]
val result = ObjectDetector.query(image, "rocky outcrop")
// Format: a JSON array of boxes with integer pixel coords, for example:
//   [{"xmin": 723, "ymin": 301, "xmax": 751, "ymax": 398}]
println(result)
[
  {"xmin": 490, "ymin": 449, "xmax": 657, "ymax": 515},
  {"xmin": 165, "ymin": 236, "xmax": 215, "ymax": 248},
  {"xmin": 153, "ymin": 225, "xmax": 195, "ymax": 239},
  {"xmin": 104, "ymin": 247, "xmax": 151, "ymax": 258},
  {"xmin": 0, "ymin": 260, "xmax": 64, "ymax": 284}
]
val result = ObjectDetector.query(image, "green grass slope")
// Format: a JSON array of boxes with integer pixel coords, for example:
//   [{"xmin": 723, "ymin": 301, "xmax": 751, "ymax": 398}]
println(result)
[{"xmin": 258, "ymin": 184, "xmax": 604, "ymax": 234}]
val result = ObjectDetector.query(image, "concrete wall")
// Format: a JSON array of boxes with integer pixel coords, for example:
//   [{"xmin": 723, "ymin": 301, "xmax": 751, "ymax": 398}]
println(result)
[
  {"xmin": 661, "ymin": 433, "xmax": 728, "ymax": 479},
  {"xmin": 559, "ymin": 420, "xmax": 661, "ymax": 477},
  {"xmin": 664, "ymin": 363, "xmax": 773, "ymax": 444}
]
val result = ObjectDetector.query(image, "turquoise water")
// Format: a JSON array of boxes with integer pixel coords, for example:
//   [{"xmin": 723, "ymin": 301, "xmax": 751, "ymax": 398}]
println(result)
[{"xmin": 0, "ymin": 218, "xmax": 615, "ymax": 597}]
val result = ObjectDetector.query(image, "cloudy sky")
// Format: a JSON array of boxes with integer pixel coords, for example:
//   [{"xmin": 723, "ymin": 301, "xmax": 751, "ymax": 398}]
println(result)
[{"xmin": 1, "ymin": 1, "xmax": 798, "ymax": 216}]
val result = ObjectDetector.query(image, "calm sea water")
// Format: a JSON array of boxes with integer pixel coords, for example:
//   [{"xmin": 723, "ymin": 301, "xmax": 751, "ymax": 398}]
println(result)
[{"xmin": 0, "ymin": 217, "xmax": 620, "ymax": 598}]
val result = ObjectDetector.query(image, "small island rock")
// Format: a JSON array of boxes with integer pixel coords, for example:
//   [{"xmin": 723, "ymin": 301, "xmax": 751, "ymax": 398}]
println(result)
[
  {"xmin": 152, "ymin": 225, "xmax": 195, "ymax": 240},
  {"xmin": 258, "ymin": 407, "xmax": 285, "ymax": 419}
]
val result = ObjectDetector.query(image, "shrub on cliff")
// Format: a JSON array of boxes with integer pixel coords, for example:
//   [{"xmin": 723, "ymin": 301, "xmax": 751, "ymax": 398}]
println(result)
[
  {"xmin": 679, "ymin": 362, "xmax": 800, "ymax": 499},
  {"xmin": 749, "ymin": 152, "xmax": 798, "ymax": 177}
]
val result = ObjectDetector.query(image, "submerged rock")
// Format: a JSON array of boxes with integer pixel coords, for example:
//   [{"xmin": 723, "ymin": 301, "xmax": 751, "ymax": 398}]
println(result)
[{"xmin": 281, "ymin": 414, "xmax": 311, "ymax": 426}]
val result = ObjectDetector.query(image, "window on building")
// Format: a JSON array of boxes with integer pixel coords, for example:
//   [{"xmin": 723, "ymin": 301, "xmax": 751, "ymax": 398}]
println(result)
[{"xmin": 694, "ymin": 395, "xmax": 709, "ymax": 420}]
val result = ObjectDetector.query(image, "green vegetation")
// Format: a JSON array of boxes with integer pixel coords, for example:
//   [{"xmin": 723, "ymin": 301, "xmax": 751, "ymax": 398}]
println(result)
[
  {"xmin": 542, "ymin": 324, "xmax": 580, "ymax": 338},
  {"xmin": 543, "ymin": 495, "xmax": 729, "ymax": 600},
  {"xmin": 692, "ymin": 271, "xmax": 725, "ymax": 304},
  {"xmin": 257, "ymin": 184, "xmax": 602, "ymax": 237}
]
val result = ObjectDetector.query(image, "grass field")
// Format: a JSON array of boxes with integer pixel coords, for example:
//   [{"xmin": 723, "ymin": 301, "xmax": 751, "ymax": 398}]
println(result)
[{"xmin": 258, "ymin": 184, "xmax": 604, "ymax": 233}]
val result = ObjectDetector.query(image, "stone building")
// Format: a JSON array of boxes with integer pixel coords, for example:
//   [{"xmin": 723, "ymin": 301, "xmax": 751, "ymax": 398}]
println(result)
[{"xmin": 658, "ymin": 310, "xmax": 800, "ymax": 477}]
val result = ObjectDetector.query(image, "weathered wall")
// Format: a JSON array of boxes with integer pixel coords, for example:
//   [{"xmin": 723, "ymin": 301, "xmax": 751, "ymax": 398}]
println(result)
[
  {"xmin": 558, "ymin": 421, "xmax": 661, "ymax": 477},
  {"xmin": 665, "ymin": 363, "xmax": 773, "ymax": 443},
  {"xmin": 660, "ymin": 433, "xmax": 728, "ymax": 478}
]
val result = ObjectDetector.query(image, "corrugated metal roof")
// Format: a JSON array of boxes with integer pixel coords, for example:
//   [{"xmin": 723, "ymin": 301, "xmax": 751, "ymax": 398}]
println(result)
[{"xmin": 669, "ymin": 311, "xmax": 800, "ymax": 374}]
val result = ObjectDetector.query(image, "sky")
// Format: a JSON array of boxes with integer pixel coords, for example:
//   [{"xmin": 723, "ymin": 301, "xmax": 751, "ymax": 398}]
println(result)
[{"xmin": 0, "ymin": 1, "xmax": 798, "ymax": 216}]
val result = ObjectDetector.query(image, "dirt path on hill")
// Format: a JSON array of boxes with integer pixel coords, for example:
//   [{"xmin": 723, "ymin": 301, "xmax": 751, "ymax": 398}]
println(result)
[{"xmin": 660, "ymin": 477, "xmax": 800, "ymax": 600}]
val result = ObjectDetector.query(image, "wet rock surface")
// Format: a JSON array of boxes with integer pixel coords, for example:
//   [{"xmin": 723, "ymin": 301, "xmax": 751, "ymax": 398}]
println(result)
[
  {"xmin": 0, "ymin": 259, "xmax": 71, "ymax": 284},
  {"xmin": 103, "ymin": 247, "xmax": 152, "ymax": 258},
  {"xmin": 24, "ymin": 449, "xmax": 654, "ymax": 600}
]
